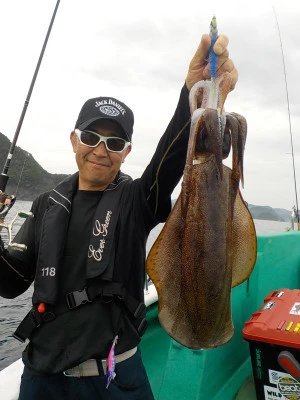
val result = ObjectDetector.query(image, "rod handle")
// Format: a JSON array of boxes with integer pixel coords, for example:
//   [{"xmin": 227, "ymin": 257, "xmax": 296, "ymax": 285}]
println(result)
[
  {"xmin": 8, "ymin": 243, "xmax": 27, "ymax": 251},
  {"xmin": 0, "ymin": 174, "xmax": 9, "ymax": 193}
]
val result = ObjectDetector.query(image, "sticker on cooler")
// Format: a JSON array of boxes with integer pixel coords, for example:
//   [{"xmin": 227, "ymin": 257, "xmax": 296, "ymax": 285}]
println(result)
[
  {"xmin": 269, "ymin": 369, "xmax": 300, "ymax": 400},
  {"xmin": 264, "ymin": 385, "xmax": 283, "ymax": 400},
  {"xmin": 290, "ymin": 303, "xmax": 300, "ymax": 316},
  {"xmin": 261, "ymin": 301, "xmax": 276, "ymax": 311}
]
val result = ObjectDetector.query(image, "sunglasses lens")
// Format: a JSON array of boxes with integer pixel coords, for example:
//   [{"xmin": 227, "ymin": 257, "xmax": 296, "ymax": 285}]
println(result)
[
  {"xmin": 106, "ymin": 138, "xmax": 126, "ymax": 152},
  {"xmin": 80, "ymin": 131, "xmax": 100, "ymax": 147},
  {"xmin": 77, "ymin": 130, "xmax": 128, "ymax": 152}
]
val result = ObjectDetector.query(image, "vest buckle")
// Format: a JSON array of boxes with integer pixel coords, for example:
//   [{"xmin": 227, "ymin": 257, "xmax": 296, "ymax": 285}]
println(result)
[{"xmin": 66, "ymin": 288, "xmax": 91, "ymax": 309}]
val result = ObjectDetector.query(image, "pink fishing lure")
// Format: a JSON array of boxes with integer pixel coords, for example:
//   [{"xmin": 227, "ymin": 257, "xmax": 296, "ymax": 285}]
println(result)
[{"xmin": 106, "ymin": 336, "xmax": 118, "ymax": 389}]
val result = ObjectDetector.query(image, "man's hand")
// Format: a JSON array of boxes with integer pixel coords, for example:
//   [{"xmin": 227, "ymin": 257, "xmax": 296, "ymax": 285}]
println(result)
[
  {"xmin": 0, "ymin": 198, "xmax": 10, "ymax": 227},
  {"xmin": 185, "ymin": 34, "xmax": 238, "ymax": 91},
  {"xmin": 0, "ymin": 194, "xmax": 15, "ymax": 224}
]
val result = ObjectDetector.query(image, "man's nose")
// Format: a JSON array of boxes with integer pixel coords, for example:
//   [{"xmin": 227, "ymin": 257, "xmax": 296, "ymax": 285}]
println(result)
[{"xmin": 92, "ymin": 141, "xmax": 108, "ymax": 156}]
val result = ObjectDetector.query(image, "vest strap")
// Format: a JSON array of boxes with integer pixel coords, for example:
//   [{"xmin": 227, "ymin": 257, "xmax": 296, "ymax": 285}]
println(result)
[
  {"xmin": 13, "ymin": 308, "xmax": 44, "ymax": 343},
  {"xmin": 13, "ymin": 282, "xmax": 147, "ymax": 343}
]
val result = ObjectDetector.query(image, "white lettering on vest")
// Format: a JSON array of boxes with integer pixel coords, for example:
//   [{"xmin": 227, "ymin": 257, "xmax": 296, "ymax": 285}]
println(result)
[{"xmin": 88, "ymin": 211, "xmax": 112, "ymax": 261}]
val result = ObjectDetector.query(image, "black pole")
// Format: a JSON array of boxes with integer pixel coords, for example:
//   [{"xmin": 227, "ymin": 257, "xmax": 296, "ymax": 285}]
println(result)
[{"xmin": 0, "ymin": 0, "xmax": 60, "ymax": 192}]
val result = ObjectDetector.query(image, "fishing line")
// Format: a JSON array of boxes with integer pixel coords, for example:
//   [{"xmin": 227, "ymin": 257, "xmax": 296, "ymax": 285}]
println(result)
[
  {"xmin": 15, "ymin": 153, "xmax": 30, "ymax": 198},
  {"xmin": 272, "ymin": 5, "xmax": 299, "ymax": 223}
]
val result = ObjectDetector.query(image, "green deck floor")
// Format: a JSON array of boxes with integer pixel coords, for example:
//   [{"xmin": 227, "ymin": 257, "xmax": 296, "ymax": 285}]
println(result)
[{"xmin": 235, "ymin": 375, "xmax": 256, "ymax": 399}]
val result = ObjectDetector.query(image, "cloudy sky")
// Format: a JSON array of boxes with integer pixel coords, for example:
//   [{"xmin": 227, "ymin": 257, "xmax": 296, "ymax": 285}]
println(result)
[{"xmin": 0, "ymin": 0, "xmax": 299, "ymax": 210}]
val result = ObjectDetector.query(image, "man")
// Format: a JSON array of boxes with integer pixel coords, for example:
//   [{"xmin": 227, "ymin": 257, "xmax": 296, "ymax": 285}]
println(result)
[{"xmin": 0, "ymin": 33, "xmax": 237, "ymax": 399}]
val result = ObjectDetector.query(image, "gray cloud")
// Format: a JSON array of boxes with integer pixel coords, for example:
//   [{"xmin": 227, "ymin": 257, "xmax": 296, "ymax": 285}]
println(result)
[{"xmin": 0, "ymin": 0, "xmax": 299, "ymax": 210}]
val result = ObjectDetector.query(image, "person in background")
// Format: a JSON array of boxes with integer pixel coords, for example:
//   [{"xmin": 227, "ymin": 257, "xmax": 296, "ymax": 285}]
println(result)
[{"xmin": 0, "ymin": 32, "xmax": 237, "ymax": 400}]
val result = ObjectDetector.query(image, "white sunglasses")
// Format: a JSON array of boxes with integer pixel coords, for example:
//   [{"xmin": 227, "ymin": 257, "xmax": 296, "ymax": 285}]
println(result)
[{"xmin": 74, "ymin": 129, "xmax": 130, "ymax": 153}]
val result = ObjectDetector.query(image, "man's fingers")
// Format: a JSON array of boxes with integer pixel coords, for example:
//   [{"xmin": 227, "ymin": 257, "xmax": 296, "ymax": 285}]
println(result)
[
  {"xmin": 217, "ymin": 58, "xmax": 234, "ymax": 74},
  {"xmin": 213, "ymin": 34, "xmax": 229, "ymax": 56},
  {"xmin": 217, "ymin": 48, "xmax": 229, "ymax": 60},
  {"xmin": 229, "ymin": 68, "xmax": 238, "ymax": 90},
  {"xmin": 189, "ymin": 34, "xmax": 211, "ymax": 68},
  {"xmin": 217, "ymin": 58, "xmax": 238, "ymax": 89},
  {"xmin": 186, "ymin": 31, "xmax": 237, "ymax": 91},
  {"xmin": 192, "ymin": 34, "xmax": 229, "ymax": 64}
]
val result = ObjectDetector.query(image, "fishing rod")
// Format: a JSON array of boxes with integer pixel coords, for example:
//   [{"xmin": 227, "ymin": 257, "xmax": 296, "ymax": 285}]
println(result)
[
  {"xmin": 0, "ymin": 0, "xmax": 60, "ymax": 194},
  {"xmin": 272, "ymin": 6, "xmax": 299, "ymax": 225}
]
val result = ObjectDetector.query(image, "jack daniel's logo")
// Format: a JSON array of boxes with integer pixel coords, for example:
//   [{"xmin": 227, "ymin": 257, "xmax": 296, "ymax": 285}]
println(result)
[{"xmin": 95, "ymin": 99, "xmax": 126, "ymax": 116}]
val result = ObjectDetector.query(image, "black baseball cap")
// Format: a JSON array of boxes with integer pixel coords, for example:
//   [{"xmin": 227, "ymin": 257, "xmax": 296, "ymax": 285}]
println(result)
[{"xmin": 75, "ymin": 96, "xmax": 134, "ymax": 141}]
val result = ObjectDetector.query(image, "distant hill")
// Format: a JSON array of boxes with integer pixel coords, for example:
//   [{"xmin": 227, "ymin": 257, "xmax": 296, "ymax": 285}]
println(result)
[
  {"xmin": 0, "ymin": 132, "xmax": 69, "ymax": 200},
  {"xmin": 248, "ymin": 204, "xmax": 291, "ymax": 222},
  {"xmin": 170, "ymin": 201, "xmax": 292, "ymax": 223},
  {"xmin": 274, "ymin": 208, "xmax": 293, "ymax": 222},
  {"xmin": 177, "ymin": 202, "xmax": 291, "ymax": 222}
]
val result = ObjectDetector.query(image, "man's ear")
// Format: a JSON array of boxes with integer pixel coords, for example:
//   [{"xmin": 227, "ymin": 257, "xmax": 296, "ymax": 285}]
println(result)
[{"xmin": 70, "ymin": 131, "xmax": 77, "ymax": 153}]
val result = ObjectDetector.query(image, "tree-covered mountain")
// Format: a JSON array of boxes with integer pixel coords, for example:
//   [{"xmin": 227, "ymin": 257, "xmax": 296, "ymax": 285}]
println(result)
[
  {"xmin": 248, "ymin": 204, "xmax": 291, "ymax": 222},
  {"xmin": 0, "ymin": 132, "xmax": 69, "ymax": 200}
]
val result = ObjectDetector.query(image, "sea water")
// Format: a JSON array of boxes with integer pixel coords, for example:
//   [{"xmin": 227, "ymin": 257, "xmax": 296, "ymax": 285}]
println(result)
[{"xmin": 0, "ymin": 200, "xmax": 294, "ymax": 371}]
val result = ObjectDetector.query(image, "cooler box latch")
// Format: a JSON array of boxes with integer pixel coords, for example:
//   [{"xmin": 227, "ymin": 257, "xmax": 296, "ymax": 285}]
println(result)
[{"xmin": 278, "ymin": 351, "xmax": 300, "ymax": 381}]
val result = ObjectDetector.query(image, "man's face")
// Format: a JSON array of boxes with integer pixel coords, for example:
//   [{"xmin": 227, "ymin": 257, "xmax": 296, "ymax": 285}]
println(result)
[{"xmin": 70, "ymin": 120, "xmax": 131, "ymax": 190}]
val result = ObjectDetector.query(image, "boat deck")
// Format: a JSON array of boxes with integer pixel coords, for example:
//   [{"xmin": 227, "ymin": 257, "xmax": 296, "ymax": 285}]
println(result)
[{"xmin": 235, "ymin": 375, "xmax": 256, "ymax": 399}]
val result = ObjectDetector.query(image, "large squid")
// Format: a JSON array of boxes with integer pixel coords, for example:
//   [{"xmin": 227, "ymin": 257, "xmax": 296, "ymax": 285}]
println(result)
[{"xmin": 146, "ymin": 17, "xmax": 257, "ymax": 349}]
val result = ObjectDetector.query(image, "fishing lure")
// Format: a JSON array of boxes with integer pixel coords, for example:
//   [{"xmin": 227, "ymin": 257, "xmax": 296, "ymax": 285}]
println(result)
[
  {"xmin": 209, "ymin": 15, "xmax": 218, "ymax": 80},
  {"xmin": 106, "ymin": 335, "xmax": 118, "ymax": 389}
]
